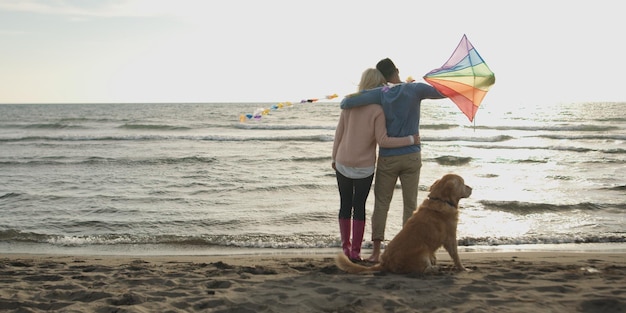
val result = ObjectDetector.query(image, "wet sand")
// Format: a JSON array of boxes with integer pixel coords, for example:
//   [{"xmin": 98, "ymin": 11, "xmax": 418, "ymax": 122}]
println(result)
[{"xmin": 1, "ymin": 251, "xmax": 625, "ymax": 312}]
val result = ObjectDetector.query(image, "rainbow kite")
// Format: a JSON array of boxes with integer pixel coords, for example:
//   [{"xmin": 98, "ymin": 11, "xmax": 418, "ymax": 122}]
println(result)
[{"xmin": 424, "ymin": 34, "xmax": 495, "ymax": 122}]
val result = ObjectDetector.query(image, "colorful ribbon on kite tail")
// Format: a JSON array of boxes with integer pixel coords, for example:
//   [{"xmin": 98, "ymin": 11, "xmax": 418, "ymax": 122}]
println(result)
[{"xmin": 238, "ymin": 93, "xmax": 339, "ymax": 122}]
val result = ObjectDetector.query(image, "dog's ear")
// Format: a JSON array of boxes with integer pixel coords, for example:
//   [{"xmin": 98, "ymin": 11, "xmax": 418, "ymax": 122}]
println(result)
[
  {"xmin": 429, "ymin": 178, "xmax": 451, "ymax": 198},
  {"xmin": 428, "ymin": 179, "xmax": 441, "ymax": 192}
]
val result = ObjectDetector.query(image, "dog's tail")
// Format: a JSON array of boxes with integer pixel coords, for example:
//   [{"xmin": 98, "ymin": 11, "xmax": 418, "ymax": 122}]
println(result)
[{"xmin": 335, "ymin": 253, "xmax": 382, "ymax": 274}]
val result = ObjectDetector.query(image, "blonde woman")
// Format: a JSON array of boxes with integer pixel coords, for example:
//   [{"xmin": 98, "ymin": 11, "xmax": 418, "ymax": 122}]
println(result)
[{"xmin": 332, "ymin": 68, "xmax": 419, "ymax": 261}]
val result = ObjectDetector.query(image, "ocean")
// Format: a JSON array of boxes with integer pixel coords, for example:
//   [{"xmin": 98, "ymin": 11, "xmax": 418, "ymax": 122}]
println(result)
[{"xmin": 1, "ymin": 100, "xmax": 625, "ymax": 256}]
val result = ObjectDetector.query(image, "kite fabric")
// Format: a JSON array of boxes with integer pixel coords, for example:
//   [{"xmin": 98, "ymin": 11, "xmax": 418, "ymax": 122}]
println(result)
[{"xmin": 424, "ymin": 34, "xmax": 495, "ymax": 122}]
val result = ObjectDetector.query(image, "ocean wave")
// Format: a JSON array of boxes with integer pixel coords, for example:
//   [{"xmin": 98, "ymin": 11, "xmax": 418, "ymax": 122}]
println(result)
[
  {"xmin": 432, "ymin": 155, "xmax": 472, "ymax": 166},
  {"xmin": 420, "ymin": 123, "xmax": 459, "ymax": 130},
  {"xmin": 466, "ymin": 144, "xmax": 596, "ymax": 153},
  {"xmin": 457, "ymin": 234, "xmax": 626, "ymax": 246},
  {"xmin": 479, "ymin": 200, "xmax": 625, "ymax": 214},
  {"xmin": 0, "ymin": 156, "xmax": 218, "ymax": 166},
  {"xmin": 0, "ymin": 155, "xmax": 332, "ymax": 166},
  {"xmin": 0, "ymin": 192, "xmax": 21, "ymax": 199},
  {"xmin": 604, "ymin": 148, "xmax": 626, "ymax": 154},
  {"xmin": 597, "ymin": 116, "xmax": 626, "ymax": 122},
  {"xmin": 537, "ymin": 134, "xmax": 626, "ymax": 141},
  {"xmin": 603, "ymin": 185, "xmax": 626, "ymax": 191},
  {"xmin": 0, "ymin": 134, "xmax": 336, "ymax": 142},
  {"xmin": 291, "ymin": 156, "xmax": 330, "ymax": 162},
  {"xmin": 118, "ymin": 123, "xmax": 192, "ymax": 131},
  {"xmin": 235, "ymin": 123, "xmax": 335, "ymax": 131},
  {"xmin": 251, "ymin": 183, "xmax": 330, "ymax": 193},
  {"xmin": 0, "ymin": 123, "xmax": 88, "ymax": 130},
  {"xmin": 425, "ymin": 135, "xmax": 514, "ymax": 142},
  {"xmin": 1, "ymin": 230, "xmax": 624, "ymax": 250},
  {"xmin": 0, "ymin": 230, "xmax": 338, "ymax": 249},
  {"xmin": 473, "ymin": 124, "xmax": 621, "ymax": 132},
  {"xmin": 8, "ymin": 133, "xmax": 618, "ymax": 145},
  {"xmin": 438, "ymin": 143, "xmax": 618, "ymax": 157}
]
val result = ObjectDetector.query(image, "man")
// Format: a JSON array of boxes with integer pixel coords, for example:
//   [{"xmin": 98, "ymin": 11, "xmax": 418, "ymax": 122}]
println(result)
[{"xmin": 340, "ymin": 58, "xmax": 446, "ymax": 262}]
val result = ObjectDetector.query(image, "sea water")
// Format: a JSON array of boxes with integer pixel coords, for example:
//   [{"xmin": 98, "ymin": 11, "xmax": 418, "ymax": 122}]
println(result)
[{"xmin": 0, "ymin": 100, "xmax": 624, "ymax": 255}]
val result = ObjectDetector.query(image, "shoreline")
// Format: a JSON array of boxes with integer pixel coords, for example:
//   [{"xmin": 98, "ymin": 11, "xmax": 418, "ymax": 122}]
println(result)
[
  {"xmin": 2, "ymin": 249, "xmax": 625, "ymax": 265},
  {"xmin": 1, "ymin": 250, "xmax": 625, "ymax": 312},
  {"xmin": 2, "ymin": 242, "xmax": 626, "ymax": 257}
]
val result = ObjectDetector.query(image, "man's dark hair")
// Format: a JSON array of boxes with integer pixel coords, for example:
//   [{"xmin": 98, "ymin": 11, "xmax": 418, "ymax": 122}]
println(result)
[{"xmin": 376, "ymin": 58, "xmax": 397, "ymax": 80}]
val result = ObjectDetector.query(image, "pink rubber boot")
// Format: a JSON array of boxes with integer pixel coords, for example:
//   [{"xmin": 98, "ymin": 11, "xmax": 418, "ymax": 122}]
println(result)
[
  {"xmin": 339, "ymin": 218, "xmax": 351, "ymax": 257},
  {"xmin": 350, "ymin": 219, "xmax": 366, "ymax": 262}
]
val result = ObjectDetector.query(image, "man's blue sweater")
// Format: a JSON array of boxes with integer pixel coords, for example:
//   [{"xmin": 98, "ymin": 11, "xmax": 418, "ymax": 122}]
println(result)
[{"xmin": 340, "ymin": 83, "xmax": 445, "ymax": 157}]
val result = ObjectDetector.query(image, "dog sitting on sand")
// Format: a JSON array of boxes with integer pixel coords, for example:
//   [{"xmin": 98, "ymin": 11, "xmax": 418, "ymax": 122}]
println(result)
[{"xmin": 336, "ymin": 173, "xmax": 472, "ymax": 274}]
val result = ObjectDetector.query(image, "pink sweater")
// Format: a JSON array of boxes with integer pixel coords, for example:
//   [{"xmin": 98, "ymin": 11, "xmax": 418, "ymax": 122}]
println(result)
[{"xmin": 332, "ymin": 104, "xmax": 412, "ymax": 168}]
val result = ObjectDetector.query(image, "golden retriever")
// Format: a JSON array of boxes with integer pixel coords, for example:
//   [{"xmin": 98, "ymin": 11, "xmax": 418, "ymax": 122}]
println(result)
[{"xmin": 336, "ymin": 173, "xmax": 472, "ymax": 274}]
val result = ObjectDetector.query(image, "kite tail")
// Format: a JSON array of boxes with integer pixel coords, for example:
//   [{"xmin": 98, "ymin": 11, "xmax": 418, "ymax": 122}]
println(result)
[
  {"xmin": 239, "ymin": 93, "xmax": 338, "ymax": 122},
  {"xmin": 335, "ymin": 253, "xmax": 383, "ymax": 274}
]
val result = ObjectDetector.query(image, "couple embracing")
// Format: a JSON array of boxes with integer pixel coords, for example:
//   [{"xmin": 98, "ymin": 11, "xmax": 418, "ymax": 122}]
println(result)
[{"xmin": 331, "ymin": 58, "xmax": 447, "ymax": 263}]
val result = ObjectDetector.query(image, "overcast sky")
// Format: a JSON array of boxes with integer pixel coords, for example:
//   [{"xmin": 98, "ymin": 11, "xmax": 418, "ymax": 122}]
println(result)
[{"xmin": 1, "ymin": 0, "xmax": 624, "ymax": 107}]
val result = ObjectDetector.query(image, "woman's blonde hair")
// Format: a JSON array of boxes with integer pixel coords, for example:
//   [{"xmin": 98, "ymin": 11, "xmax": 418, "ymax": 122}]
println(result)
[{"xmin": 358, "ymin": 68, "xmax": 386, "ymax": 91}]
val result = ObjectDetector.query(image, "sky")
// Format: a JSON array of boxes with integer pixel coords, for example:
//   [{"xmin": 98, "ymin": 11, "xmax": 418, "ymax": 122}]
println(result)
[{"xmin": 1, "ymin": 0, "xmax": 624, "ymax": 107}]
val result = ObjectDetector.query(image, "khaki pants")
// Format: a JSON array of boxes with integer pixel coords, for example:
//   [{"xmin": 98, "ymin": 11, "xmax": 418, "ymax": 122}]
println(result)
[{"xmin": 371, "ymin": 151, "xmax": 422, "ymax": 241}]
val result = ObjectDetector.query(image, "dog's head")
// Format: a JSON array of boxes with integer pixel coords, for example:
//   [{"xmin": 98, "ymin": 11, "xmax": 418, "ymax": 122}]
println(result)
[{"xmin": 428, "ymin": 174, "xmax": 472, "ymax": 206}]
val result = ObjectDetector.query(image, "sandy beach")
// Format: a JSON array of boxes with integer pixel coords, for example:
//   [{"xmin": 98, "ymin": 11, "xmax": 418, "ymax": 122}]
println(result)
[{"xmin": 1, "ymin": 251, "xmax": 624, "ymax": 313}]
